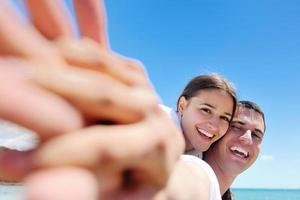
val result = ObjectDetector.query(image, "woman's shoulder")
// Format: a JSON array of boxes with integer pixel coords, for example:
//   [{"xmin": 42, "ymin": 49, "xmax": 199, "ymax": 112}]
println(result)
[{"xmin": 180, "ymin": 155, "xmax": 222, "ymax": 200}]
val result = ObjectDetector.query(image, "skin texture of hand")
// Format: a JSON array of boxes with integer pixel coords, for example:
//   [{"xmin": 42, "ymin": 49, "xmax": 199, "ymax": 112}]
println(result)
[
  {"xmin": 0, "ymin": 1, "xmax": 155, "ymax": 127},
  {"xmin": 0, "ymin": 0, "xmax": 185, "ymax": 199},
  {"xmin": 24, "ymin": 167, "xmax": 99, "ymax": 200},
  {"xmin": 0, "ymin": 107, "xmax": 184, "ymax": 199}
]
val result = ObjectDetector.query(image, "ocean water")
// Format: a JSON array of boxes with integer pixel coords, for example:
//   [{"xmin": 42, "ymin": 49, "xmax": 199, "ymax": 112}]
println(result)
[
  {"xmin": 232, "ymin": 188, "xmax": 300, "ymax": 200},
  {"xmin": 1, "ymin": 185, "xmax": 300, "ymax": 200}
]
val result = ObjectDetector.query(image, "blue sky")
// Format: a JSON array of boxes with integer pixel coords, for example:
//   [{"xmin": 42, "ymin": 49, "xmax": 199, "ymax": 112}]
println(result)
[{"xmin": 13, "ymin": 0, "xmax": 300, "ymax": 189}]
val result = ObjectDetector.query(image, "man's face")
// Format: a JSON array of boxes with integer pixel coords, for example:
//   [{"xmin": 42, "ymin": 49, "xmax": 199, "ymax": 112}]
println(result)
[{"xmin": 213, "ymin": 106, "xmax": 265, "ymax": 174}]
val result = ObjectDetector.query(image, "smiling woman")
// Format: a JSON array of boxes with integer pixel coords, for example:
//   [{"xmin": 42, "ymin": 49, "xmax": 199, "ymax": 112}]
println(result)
[{"xmin": 162, "ymin": 74, "xmax": 237, "ymax": 159}]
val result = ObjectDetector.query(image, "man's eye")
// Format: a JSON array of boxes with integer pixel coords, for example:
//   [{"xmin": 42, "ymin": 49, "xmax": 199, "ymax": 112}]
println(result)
[
  {"xmin": 230, "ymin": 124, "xmax": 241, "ymax": 130},
  {"xmin": 253, "ymin": 132, "xmax": 262, "ymax": 140}
]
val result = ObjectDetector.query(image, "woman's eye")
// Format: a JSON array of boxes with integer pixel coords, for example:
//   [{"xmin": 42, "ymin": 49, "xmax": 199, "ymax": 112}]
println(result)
[
  {"xmin": 221, "ymin": 116, "xmax": 230, "ymax": 123},
  {"xmin": 201, "ymin": 108, "xmax": 211, "ymax": 114}
]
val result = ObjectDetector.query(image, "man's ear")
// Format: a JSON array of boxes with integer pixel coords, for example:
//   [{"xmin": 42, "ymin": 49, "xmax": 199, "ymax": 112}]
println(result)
[{"xmin": 177, "ymin": 96, "xmax": 187, "ymax": 114}]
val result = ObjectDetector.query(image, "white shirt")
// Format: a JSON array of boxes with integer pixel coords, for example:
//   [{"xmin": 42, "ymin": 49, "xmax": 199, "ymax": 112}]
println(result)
[{"xmin": 181, "ymin": 155, "xmax": 222, "ymax": 200}]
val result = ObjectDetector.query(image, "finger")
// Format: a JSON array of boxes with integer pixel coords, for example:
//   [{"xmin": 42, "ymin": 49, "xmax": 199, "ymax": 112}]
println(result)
[
  {"xmin": 25, "ymin": 0, "xmax": 73, "ymax": 40},
  {"xmin": 33, "ymin": 65, "xmax": 158, "ymax": 123},
  {"xmin": 0, "ymin": 1, "xmax": 61, "ymax": 61},
  {"xmin": 122, "ymin": 58, "xmax": 148, "ymax": 77},
  {"xmin": 73, "ymin": 0, "xmax": 109, "ymax": 48},
  {"xmin": 97, "ymin": 170, "xmax": 159, "ymax": 200},
  {"xmin": 34, "ymin": 125, "xmax": 159, "ymax": 168},
  {"xmin": 121, "ymin": 57, "xmax": 156, "ymax": 90},
  {"xmin": 3, "ymin": 122, "xmax": 166, "ymax": 183},
  {"xmin": 24, "ymin": 167, "xmax": 98, "ymax": 200},
  {"xmin": 54, "ymin": 37, "xmax": 151, "ymax": 88},
  {"xmin": 99, "ymin": 170, "xmax": 159, "ymax": 200},
  {"xmin": 0, "ymin": 59, "xmax": 83, "ymax": 138},
  {"xmin": 0, "ymin": 113, "xmax": 182, "ymax": 187},
  {"xmin": 33, "ymin": 109, "xmax": 183, "ymax": 170},
  {"xmin": 0, "ymin": 149, "xmax": 33, "ymax": 183},
  {"xmin": 97, "ymin": 170, "xmax": 122, "ymax": 199},
  {"xmin": 0, "ymin": 125, "xmax": 149, "ymax": 181},
  {"xmin": 34, "ymin": 122, "xmax": 171, "ymax": 184}
]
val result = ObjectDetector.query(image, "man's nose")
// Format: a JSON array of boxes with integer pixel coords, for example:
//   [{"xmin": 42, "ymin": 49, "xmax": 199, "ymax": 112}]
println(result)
[{"xmin": 240, "ymin": 129, "xmax": 252, "ymax": 144}]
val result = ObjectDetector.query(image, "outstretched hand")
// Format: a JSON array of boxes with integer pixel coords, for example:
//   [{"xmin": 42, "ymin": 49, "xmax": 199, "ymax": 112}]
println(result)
[{"xmin": 0, "ymin": 1, "xmax": 184, "ymax": 199}]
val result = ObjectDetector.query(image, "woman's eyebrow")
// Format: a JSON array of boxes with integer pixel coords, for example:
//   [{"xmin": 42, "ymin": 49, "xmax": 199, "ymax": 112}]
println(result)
[
  {"xmin": 224, "ymin": 112, "xmax": 232, "ymax": 118},
  {"xmin": 201, "ymin": 103, "xmax": 232, "ymax": 117},
  {"xmin": 201, "ymin": 103, "xmax": 215, "ymax": 109}
]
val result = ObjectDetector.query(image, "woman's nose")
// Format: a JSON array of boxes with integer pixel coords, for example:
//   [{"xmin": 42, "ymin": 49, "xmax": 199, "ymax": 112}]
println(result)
[{"xmin": 207, "ymin": 117, "xmax": 219, "ymax": 132}]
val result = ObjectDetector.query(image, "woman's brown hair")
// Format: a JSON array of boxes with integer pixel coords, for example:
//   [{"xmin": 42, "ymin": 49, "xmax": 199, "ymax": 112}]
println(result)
[{"xmin": 177, "ymin": 74, "xmax": 237, "ymax": 122}]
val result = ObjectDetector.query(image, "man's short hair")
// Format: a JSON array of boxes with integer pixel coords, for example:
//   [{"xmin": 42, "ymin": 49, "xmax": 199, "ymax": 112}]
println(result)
[{"xmin": 238, "ymin": 100, "xmax": 266, "ymax": 132}]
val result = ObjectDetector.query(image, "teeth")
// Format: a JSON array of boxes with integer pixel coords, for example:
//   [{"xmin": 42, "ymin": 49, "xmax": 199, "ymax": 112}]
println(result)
[
  {"xmin": 230, "ymin": 146, "xmax": 249, "ymax": 158},
  {"xmin": 197, "ymin": 128, "xmax": 214, "ymax": 138}
]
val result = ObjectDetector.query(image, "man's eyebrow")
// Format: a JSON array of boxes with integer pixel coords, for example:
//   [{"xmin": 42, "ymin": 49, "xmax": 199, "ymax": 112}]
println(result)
[
  {"xmin": 231, "ymin": 120, "xmax": 245, "ymax": 125},
  {"xmin": 231, "ymin": 121, "xmax": 264, "ymax": 135}
]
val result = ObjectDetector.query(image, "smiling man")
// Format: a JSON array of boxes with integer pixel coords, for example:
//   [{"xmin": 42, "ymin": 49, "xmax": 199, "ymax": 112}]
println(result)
[{"xmin": 204, "ymin": 100, "xmax": 266, "ymax": 199}]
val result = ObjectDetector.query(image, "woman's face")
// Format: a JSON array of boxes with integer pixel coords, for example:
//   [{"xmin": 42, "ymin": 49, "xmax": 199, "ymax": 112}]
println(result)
[{"xmin": 178, "ymin": 89, "xmax": 234, "ymax": 152}]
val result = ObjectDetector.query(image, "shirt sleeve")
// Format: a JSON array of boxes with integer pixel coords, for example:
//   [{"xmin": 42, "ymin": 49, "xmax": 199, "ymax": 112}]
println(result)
[{"xmin": 180, "ymin": 155, "xmax": 222, "ymax": 200}]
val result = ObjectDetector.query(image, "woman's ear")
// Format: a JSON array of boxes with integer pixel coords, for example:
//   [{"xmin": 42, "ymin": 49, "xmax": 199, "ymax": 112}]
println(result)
[{"xmin": 177, "ymin": 96, "xmax": 187, "ymax": 115}]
